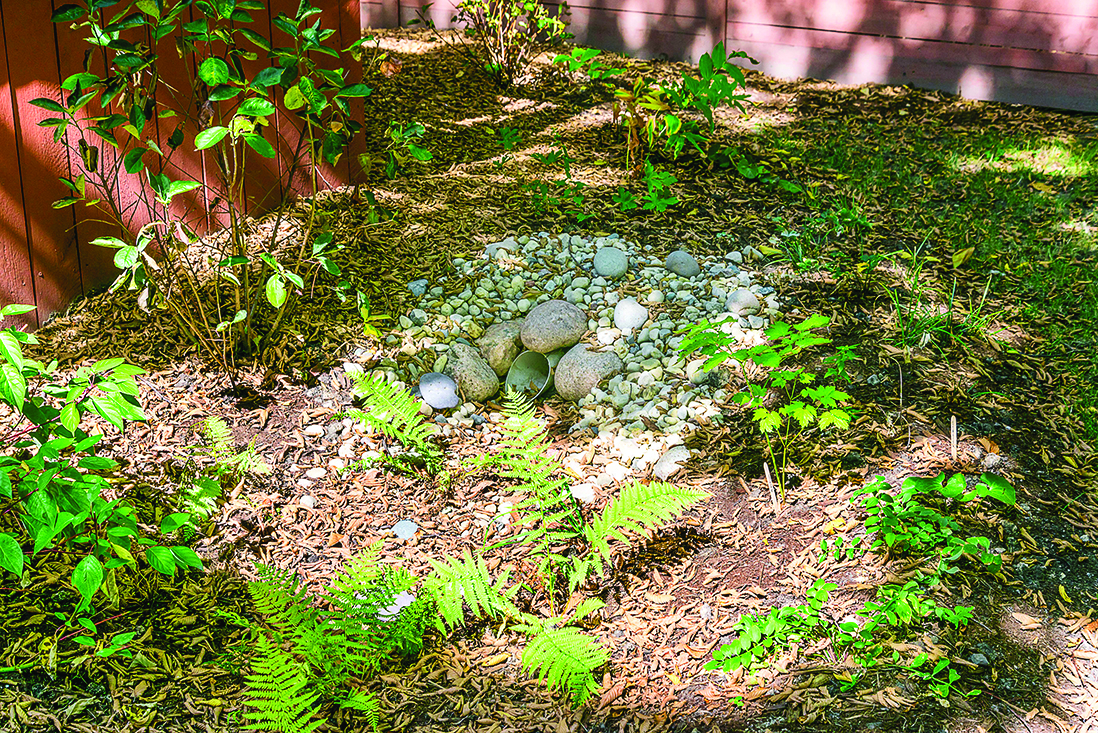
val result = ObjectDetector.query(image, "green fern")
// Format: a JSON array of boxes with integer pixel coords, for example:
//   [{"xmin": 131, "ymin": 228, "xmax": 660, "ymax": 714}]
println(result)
[
  {"xmin": 423, "ymin": 549, "xmax": 518, "ymax": 630},
  {"xmin": 471, "ymin": 391, "xmax": 574, "ymax": 515},
  {"xmin": 584, "ymin": 480, "xmax": 710, "ymax": 573},
  {"xmin": 248, "ymin": 565, "xmax": 334, "ymax": 672},
  {"xmin": 201, "ymin": 415, "xmax": 233, "ymax": 453},
  {"xmin": 242, "ymin": 635, "xmax": 326, "ymax": 733},
  {"xmin": 178, "ymin": 459, "xmax": 222, "ymax": 521},
  {"xmin": 470, "ymin": 391, "xmax": 584, "ymax": 602},
  {"xmin": 338, "ymin": 690, "xmax": 380, "ymax": 732},
  {"xmin": 521, "ymin": 625, "xmax": 609, "ymax": 706},
  {"xmin": 343, "ymin": 370, "xmax": 442, "ymax": 473},
  {"xmin": 326, "ymin": 543, "xmax": 433, "ymax": 669}
]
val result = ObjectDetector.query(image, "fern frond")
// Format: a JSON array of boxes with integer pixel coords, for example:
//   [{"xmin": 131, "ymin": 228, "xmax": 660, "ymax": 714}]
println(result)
[
  {"xmin": 521, "ymin": 626, "xmax": 608, "ymax": 707},
  {"xmin": 569, "ymin": 598, "xmax": 605, "ymax": 624},
  {"xmin": 326, "ymin": 544, "xmax": 431, "ymax": 667},
  {"xmin": 242, "ymin": 635, "xmax": 326, "ymax": 733},
  {"xmin": 201, "ymin": 416, "xmax": 233, "ymax": 455},
  {"xmin": 339, "ymin": 690, "xmax": 380, "ymax": 733},
  {"xmin": 584, "ymin": 481, "xmax": 710, "ymax": 568},
  {"xmin": 222, "ymin": 436, "xmax": 272, "ymax": 476},
  {"xmin": 248, "ymin": 565, "xmax": 333, "ymax": 669},
  {"xmin": 345, "ymin": 370, "xmax": 441, "ymax": 471},
  {"xmin": 424, "ymin": 550, "xmax": 517, "ymax": 630},
  {"xmin": 179, "ymin": 463, "xmax": 222, "ymax": 521}
]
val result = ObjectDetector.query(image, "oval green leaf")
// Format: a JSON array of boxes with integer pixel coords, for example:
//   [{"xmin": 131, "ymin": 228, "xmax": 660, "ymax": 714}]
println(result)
[
  {"xmin": 243, "ymin": 134, "xmax": 275, "ymax": 158},
  {"xmin": 265, "ymin": 275, "xmax": 287, "ymax": 308},
  {"xmin": 145, "ymin": 545, "xmax": 177, "ymax": 575},
  {"xmin": 0, "ymin": 533, "xmax": 23, "ymax": 576},
  {"xmin": 73, "ymin": 555, "xmax": 104, "ymax": 604},
  {"xmin": 195, "ymin": 126, "xmax": 229, "ymax": 150},
  {"xmin": 238, "ymin": 97, "xmax": 275, "ymax": 117},
  {"xmin": 198, "ymin": 57, "xmax": 229, "ymax": 86}
]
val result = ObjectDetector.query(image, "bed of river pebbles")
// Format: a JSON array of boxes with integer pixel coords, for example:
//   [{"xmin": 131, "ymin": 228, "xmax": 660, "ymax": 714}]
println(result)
[{"xmin": 349, "ymin": 231, "xmax": 791, "ymax": 492}]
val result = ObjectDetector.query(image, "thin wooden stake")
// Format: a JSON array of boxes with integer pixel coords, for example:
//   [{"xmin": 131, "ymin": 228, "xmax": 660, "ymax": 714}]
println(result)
[
  {"xmin": 763, "ymin": 462, "xmax": 779, "ymax": 514},
  {"xmin": 950, "ymin": 415, "xmax": 957, "ymax": 461}
]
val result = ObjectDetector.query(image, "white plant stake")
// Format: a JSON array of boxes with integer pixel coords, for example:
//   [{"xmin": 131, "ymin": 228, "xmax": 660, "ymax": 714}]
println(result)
[{"xmin": 950, "ymin": 415, "xmax": 958, "ymax": 461}]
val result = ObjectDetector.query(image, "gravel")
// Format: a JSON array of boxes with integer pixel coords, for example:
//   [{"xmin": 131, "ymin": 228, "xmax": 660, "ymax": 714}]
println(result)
[{"xmin": 375, "ymin": 232, "xmax": 787, "ymax": 456}]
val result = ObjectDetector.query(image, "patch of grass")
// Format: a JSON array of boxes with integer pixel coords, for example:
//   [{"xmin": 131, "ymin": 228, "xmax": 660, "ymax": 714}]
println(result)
[{"xmin": 763, "ymin": 102, "xmax": 1098, "ymax": 439}]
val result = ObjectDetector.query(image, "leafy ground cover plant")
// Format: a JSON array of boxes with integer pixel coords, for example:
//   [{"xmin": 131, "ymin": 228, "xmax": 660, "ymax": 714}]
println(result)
[
  {"xmin": 526, "ymin": 136, "xmax": 593, "ymax": 221},
  {"xmin": 710, "ymin": 470, "xmax": 1015, "ymax": 700},
  {"xmin": 40, "ymin": 0, "xmax": 375, "ymax": 376},
  {"xmin": 0, "ymin": 305, "xmax": 202, "ymax": 659},
  {"xmin": 679, "ymin": 314, "xmax": 852, "ymax": 497},
  {"xmin": 823, "ymin": 471, "xmax": 1016, "ymax": 573}
]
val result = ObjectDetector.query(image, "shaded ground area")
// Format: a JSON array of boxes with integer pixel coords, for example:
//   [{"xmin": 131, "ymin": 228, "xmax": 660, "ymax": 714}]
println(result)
[{"xmin": 3, "ymin": 28, "xmax": 1098, "ymax": 733}]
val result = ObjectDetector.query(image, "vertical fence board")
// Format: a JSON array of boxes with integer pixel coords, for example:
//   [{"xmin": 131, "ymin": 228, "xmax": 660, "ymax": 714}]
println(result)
[
  {"xmin": 0, "ymin": 3, "xmax": 38, "ymax": 329},
  {"xmin": 4, "ymin": 2, "xmax": 84, "ymax": 325}
]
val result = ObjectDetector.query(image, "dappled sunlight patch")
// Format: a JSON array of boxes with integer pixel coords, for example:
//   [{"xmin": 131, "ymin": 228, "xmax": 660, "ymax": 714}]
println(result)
[{"xmin": 950, "ymin": 140, "xmax": 1098, "ymax": 179}]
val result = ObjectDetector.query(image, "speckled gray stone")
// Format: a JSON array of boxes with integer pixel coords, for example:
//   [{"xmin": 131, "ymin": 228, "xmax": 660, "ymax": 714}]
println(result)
[
  {"xmin": 443, "ymin": 342, "xmax": 499, "ymax": 402},
  {"xmin": 653, "ymin": 446, "xmax": 690, "ymax": 480},
  {"xmin": 593, "ymin": 246, "xmax": 629, "ymax": 279},
  {"xmin": 725, "ymin": 288, "xmax": 760, "ymax": 316},
  {"xmin": 477, "ymin": 321, "xmax": 524, "ymax": 376},
  {"xmin": 665, "ymin": 250, "xmax": 701, "ymax": 277},
  {"xmin": 520, "ymin": 299, "xmax": 587, "ymax": 354},
  {"xmin": 553, "ymin": 344, "xmax": 624, "ymax": 401}
]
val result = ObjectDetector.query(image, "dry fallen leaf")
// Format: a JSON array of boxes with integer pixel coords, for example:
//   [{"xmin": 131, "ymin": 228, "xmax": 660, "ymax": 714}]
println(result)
[{"xmin": 1011, "ymin": 612, "xmax": 1042, "ymax": 629}]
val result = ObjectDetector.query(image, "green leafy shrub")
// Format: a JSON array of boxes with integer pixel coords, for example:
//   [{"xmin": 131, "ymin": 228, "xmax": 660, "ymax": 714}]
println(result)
[
  {"xmin": 40, "ymin": 1, "xmax": 376, "ymax": 374},
  {"xmin": 419, "ymin": 0, "xmax": 572, "ymax": 87},
  {"xmin": 0, "ymin": 304, "xmax": 201, "ymax": 633},
  {"xmin": 679, "ymin": 314, "xmax": 852, "ymax": 497},
  {"xmin": 825, "ymin": 472, "xmax": 1015, "ymax": 573},
  {"xmin": 608, "ymin": 43, "xmax": 753, "ymax": 172}
]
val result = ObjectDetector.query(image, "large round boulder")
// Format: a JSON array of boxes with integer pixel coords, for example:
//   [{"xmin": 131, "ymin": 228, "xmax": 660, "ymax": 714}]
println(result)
[
  {"xmin": 521, "ymin": 299, "xmax": 587, "ymax": 354},
  {"xmin": 593, "ymin": 246, "xmax": 629, "ymax": 279},
  {"xmin": 443, "ymin": 343, "xmax": 499, "ymax": 402},
  {"xmin": 553, "ymin": 344, "xmax": 624, "ymax": 402},
  {"xmin": 477, "ymin": 321, "xmax": 524, "ymax": 376}
]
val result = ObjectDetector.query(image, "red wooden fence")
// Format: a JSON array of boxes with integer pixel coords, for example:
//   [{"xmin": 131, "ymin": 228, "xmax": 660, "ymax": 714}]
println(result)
[
  {"xmin": 0, "ymin": 0, "xmax": 360, "ymax": 331},
  {"xmin": 4, "ymin": 0, "xmax": 1098, "ymax": 330},
  {"xmin": 363, "ymin": 0, "xmax": 1098, "ymax": 111}
]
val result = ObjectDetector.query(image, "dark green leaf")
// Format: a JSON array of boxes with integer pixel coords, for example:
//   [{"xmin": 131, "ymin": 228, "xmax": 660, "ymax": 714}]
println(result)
[
  {"xmin": 208, "ymin": 84, "xmax": 240, "ymax": 101},
  {"xmin": 160, "ymin": 513, "xmax": 191, "ymax": 533},
  {"xmin": 249, "ymin": 66, "xmax": 282, "ymax": 88},
  {"xmin": 337, "ymin": 83, "xmax": 372, "ymax": 98},
  {"xmin": 171, "ymin": 546, "xmax": 203, "ymax": 569},
  {"xmin": 238, "ymin": 97, "xmax": 275, "ymax": 116},
  {"xmin": 237, "ymin": 28, "xmax": 271, "ymax": 52},
  {"xmin": 123, "ymin": 147, "xmax": 146, "ymax": 174},
  {"xmin": 62, "ymin": 72, "xmax": 99, "ymax": 91},
  {"xmin": 243, "ymin": 134, "xmax": 275, "ymax": 158},
  {"xmin": 52, "ymin": 4, "xmax": 86, "ymax": 22},
  {"xmin": 29, "ymin": 98, "xmax": 65, "ymax": 114}
]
